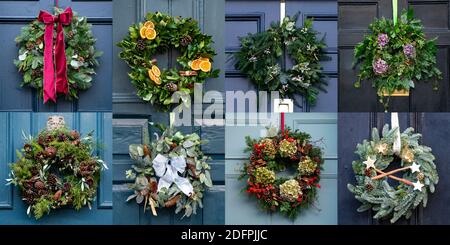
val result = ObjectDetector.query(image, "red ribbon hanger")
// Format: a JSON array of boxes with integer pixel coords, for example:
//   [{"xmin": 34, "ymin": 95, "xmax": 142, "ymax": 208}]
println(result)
[{"xmin": 38, "ymin": 0, "xmax": 72, "ymax": 103}]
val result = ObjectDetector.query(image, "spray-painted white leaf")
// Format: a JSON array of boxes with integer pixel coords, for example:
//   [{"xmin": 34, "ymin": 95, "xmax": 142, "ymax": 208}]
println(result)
[
  {"xmin": 27, "ymin": 205, "xmax": 31, "ymax": 215},
  {"xmin": 70, "ymin": 60, "xmax": 81, "ymax": 69},
  {"xmin": 19, "ymin": 51, "xmax": 28, "ymax": 61}
]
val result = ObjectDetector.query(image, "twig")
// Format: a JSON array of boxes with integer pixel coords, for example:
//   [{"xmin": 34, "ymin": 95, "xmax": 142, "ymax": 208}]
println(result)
[
  {"xmin": 374, "ymin": 169, "xmax": 413, "ymax": 186},
  {"xmin": 371, "ymin": 166, "xmax": 410, "ymax": 180}
]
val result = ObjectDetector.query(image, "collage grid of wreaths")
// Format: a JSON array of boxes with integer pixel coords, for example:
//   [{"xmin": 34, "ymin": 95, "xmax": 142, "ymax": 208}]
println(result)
[{"xmin": 1, "ymin": 0, "xmax": 450, "ymax": 225}]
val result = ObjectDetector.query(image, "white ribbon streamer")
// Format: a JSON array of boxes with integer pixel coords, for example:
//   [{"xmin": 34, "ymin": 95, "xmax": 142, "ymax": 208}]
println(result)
[
  {"xmin": 391, "ymin": 112, "xmax": 401, "ymax": 154},
  {"xmin": 280, "ymin": 0, "xmax": 286, "ymax": 24},
  {"xmin": 152, "ymin": 154, "xmax": 194, "ymax": 196}
]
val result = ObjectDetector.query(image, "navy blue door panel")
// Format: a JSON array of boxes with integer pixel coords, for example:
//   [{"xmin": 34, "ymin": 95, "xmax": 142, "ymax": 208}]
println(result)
[
  {"xmin": 0, "ymin": 0, "xmax": 112, "ymax": 112},
  {"xmin": 0, "ymin": 112, "xmax": 112, "ymax": 224},
  {"xmin": 225, "ymin": 0, "xmax": 337, "ymax": 112}
]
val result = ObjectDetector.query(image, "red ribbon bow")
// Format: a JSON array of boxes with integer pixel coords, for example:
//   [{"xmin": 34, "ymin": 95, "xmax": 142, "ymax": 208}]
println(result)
[{"xmin": 38, "ymin": 7, "xmax": 73, "ymax": 103}]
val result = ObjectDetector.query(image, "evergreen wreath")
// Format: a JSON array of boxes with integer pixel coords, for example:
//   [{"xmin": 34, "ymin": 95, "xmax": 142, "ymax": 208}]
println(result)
[
  {"xmin": 235, "ymin": 14, "xmax": 328, "ymax": 105},
  {"xmin": 348, "ymin": 125, "xmax": 438, "ymax": 223},
  {"xmin": 117, "ymin": 12, "xmax": 220, "ymax": 111},
  {"xmin": 240, "ymin": 127, "xmax": 324, "ymax": 219},
  {"xmin": 14, "ymin": 7, "xmax": 102, "ymax": 100},
  {"xmin": 353, "ymin": 9, "xmax": 442, "ymax": 110},
  {"xmin": 126, "ymin": 126, "xmax": 213, "ymax": 218},
  {"xmin": 7, "ymin": 116, "xmax": 107, "ymax": 219}
]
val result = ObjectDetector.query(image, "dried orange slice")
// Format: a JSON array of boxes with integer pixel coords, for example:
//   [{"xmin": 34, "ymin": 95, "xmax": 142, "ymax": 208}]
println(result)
[
  {"xmin": 148, "ymin": 69, "xmax": 161, "ymax": 85},
  {"xmin": 144, "ymin": 21, "xmax": 154, "ymax": 29},
  {"xmin": 199, "ymin": 60, "xmax": 211, "ymax": 72},
  {"xmin": 190, "ymin": 59, "xmax": 201, "ymax": 70},
  {"xmin": 151, "ymin": 65, "xmax": 161, "ymax": 77},
  {"xmin": 140, "ymin": 27, "xmax": 147, "ymax": 39},
  {"xmin": 145, "ymin": 28, "xmax": 157, "ymax": 40}
]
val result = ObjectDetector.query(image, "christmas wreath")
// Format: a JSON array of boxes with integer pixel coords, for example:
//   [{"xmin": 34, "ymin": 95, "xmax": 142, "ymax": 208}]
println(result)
[
  {"xmin": 126, "ymin": 126, "xmax": 213, "ymax": 218},
  {"xmin": 240, "ymin": 127, "xmax": 324, "ymax": 218},
  {"xmin": 347, "ymin": 125, "xmax": 438, "ymax": 223},
  {"xmin": 353, "ymin": 9, "xmax": 442, "ymax": 110},
  {"xmin": 117, "ymin": 12, "xmax": 220, "ymax": 111},
  {"xmin": 14, "ymin": 7, "xmax": 102, "ymax": 103},
  {"xmin": 235, "ymin": 14, "xmax": 328, "ymax": 105},
  {"xmin": 7, "ymin": 116, "xmax": 108, "ymax": 219}
]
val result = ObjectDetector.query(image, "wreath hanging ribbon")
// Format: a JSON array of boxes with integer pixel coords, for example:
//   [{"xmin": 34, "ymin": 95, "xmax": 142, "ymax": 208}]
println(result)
[
  {"xmin": 38, "ymin": 7, "xmax": 73, "ymax": 103},
  {"xmin": 152, "ymin": 154, "xmax": 194, "ymax": 196}
]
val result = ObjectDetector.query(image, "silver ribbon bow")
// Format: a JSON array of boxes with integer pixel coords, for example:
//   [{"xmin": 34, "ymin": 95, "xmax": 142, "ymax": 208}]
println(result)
[{"xmin": 152, "ymin": 154, "xmax": 194, "ymax": 196}]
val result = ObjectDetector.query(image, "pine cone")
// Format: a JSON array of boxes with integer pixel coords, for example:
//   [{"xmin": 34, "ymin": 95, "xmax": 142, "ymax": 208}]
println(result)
[
  {"xmin": 180, "ymin": 35, "xmax": 193, "ymax": 46},
  {"xmin": 365, "ymin": 183, "xmax": 374, "ymax": 192},
  {"xmin": 58, "ymin": 133, "xmax": 67, "ymax": 142},
  {"xmin": 136, "ymin": 39, "xmax": 146, "ymax": 50},
  {"xmin": 47, "ymin": 174, "xmax": 58, "ymax": 187},
  {"xmin": 24, "ymin": 189, "xmax": 36, "ymax": 204},
  {"xmin": 31, "ymin": 69, "xmax": 40, "ymax": 78},
  {"xmin": 417, "ymin": 172, "xmax": 425, "ymax": 181},
  {"xmin": 53, "ymin": 190, "xmax": 63, "ymax": 201},
  {"xmin": 24, "ymin": 143, "xmax": 33, "ymax": 153},
  {"xmin": 30, "ymin": 167, "xmax": 39, "ymax": 176},
  {"xmin": 364, "ymin": 169, "xmax": 373, "ymax": 177},
  {"xmin": 85, "ymin": 177, "xmax": 94, "ymax": 187},
  {"xmin": 165, "ymin": 82, "xmax": 178, "ymax": 92},
  {"xmin": 45, "ymin": 135, "xmax": 54, "ymax": 143},
  {"xmin": 63, "ymin": 182, "xmax": 72, "ymax": 192},
  {"xmin": 67, "ymin": 30, "xmax": 74, "ymax": 39},
  {"xmin": 45, "ymin": 146, "xmax": 57, "ymax": 158},
  {"xmin": 70, "ymin": 130, "xmax": 80, "ymax": 140},
  {"xmin": 34, "ymin": 181, "xmax": 45, "ymax": 190},
  {"xmin": 26, "ymin": 42, "xmax": 35, "ymax": 50}
]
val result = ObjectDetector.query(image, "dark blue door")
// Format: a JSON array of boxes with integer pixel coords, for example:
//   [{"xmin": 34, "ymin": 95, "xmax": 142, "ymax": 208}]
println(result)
[
  {"xmin": 0, "ymin": 0, "xmax": 112, "ymax": 112},
  {"xmin": 112, "ymin": 0, "xmax": 225, "ymax": 225},
  {"xmin": 0, "ymin": 112, "xmax": 112, "ymax": 224},
  {"xmin": 338, "ymin": 113, "xmax": 450, "ymax": 224},
  {"xmin": 225, "ymin": 0, "xmax": 337, "ymax": 112}
]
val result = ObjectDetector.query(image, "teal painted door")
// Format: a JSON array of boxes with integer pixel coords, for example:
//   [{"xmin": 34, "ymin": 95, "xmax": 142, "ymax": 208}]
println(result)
[
  {"xmin": 112, "ymin": 0, "xmax": 225, "ymax": 225},
  {"xmin": 0, "ymin": 112, "xmax": 112, "ymax": 224},
  {"xmin": 225, "ymin": 113, "xmax": 337, "ymax": 224},
  {"xmin": 0, "ymin": 0, "xmax": 113, "ymax": 112}
]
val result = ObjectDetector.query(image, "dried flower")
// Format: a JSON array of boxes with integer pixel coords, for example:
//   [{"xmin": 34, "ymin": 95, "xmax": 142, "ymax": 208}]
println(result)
[
  {"xmin": 373, "ymin": 58, "xmax": 389, "ymax": 75},
  {"xmin": 298, "ymin": 156, "xmax": 317, "ymax": 176},
  {"xmin": 279, "ymin": 139, "xmax": 297, "ymax": 158},
  {"xmin": 403, "ymin": 44, "xmax": 416, "ymax": 58},
  {"xmin": 253, "ymin": 167, "xmax": 276, "ymax": 186},
  {"xmin": 377, "ymin": 33, "xmax": 389, "ymax": 48},
  {"xmin": 279, "ymin": 179, "xmax": 302, "ymax": 202},
  {"xmin": 260, "ymin": 138, "xmax": 276, "ymax": 159}
]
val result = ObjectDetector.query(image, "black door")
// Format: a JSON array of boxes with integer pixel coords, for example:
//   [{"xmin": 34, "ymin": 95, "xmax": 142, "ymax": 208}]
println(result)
[
  {"xmin": 338, "ymin": 113, "xmax": 450, "ymax": 224},
  {"xmin": 338, "ymin": 0, "xmax": 450, "ymax": 112}
]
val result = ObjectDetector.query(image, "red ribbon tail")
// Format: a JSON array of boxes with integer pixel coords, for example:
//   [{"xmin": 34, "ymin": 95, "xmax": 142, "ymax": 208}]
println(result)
[
  {"xmin": 42, "ymin": 22, "xmax": 56, "ymax": 104},
  {"xmin": 55, "ymin": 21, "xmax": 69, "ymax": 95}
]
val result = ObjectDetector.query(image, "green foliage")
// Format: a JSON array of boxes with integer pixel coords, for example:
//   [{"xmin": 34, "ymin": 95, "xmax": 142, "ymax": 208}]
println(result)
[
  {"xmin": 353, "ymin": 9, "xmax": 442, "ymax": 110},
  {"xmin": 235, "ymin": 14, "xmax": 328, "ymax": 105},
  {"xmin": 241, "ymin": 127, "xmax": 324, "ymax": 219},
  {"xmin": 117, "ymin": 12, "xmax": 219, "ymax": 111},
  {"xmin": 348, "ymin": 125, "xmax": 439, "ymax": 223},
  {"xmin": 7, "ymin": 126, "xmax": 106, "ymax": 219},
  {"xmin": 33, "ymin": 197, "xmax": 52, "ymax": 220},
  {"xmin": 127, "ymin": 127, "xmax": 212, "ymax": 218},
  {"xmin": 14, "ymin": 7, "xmax": 101, "ymax": 101}
]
